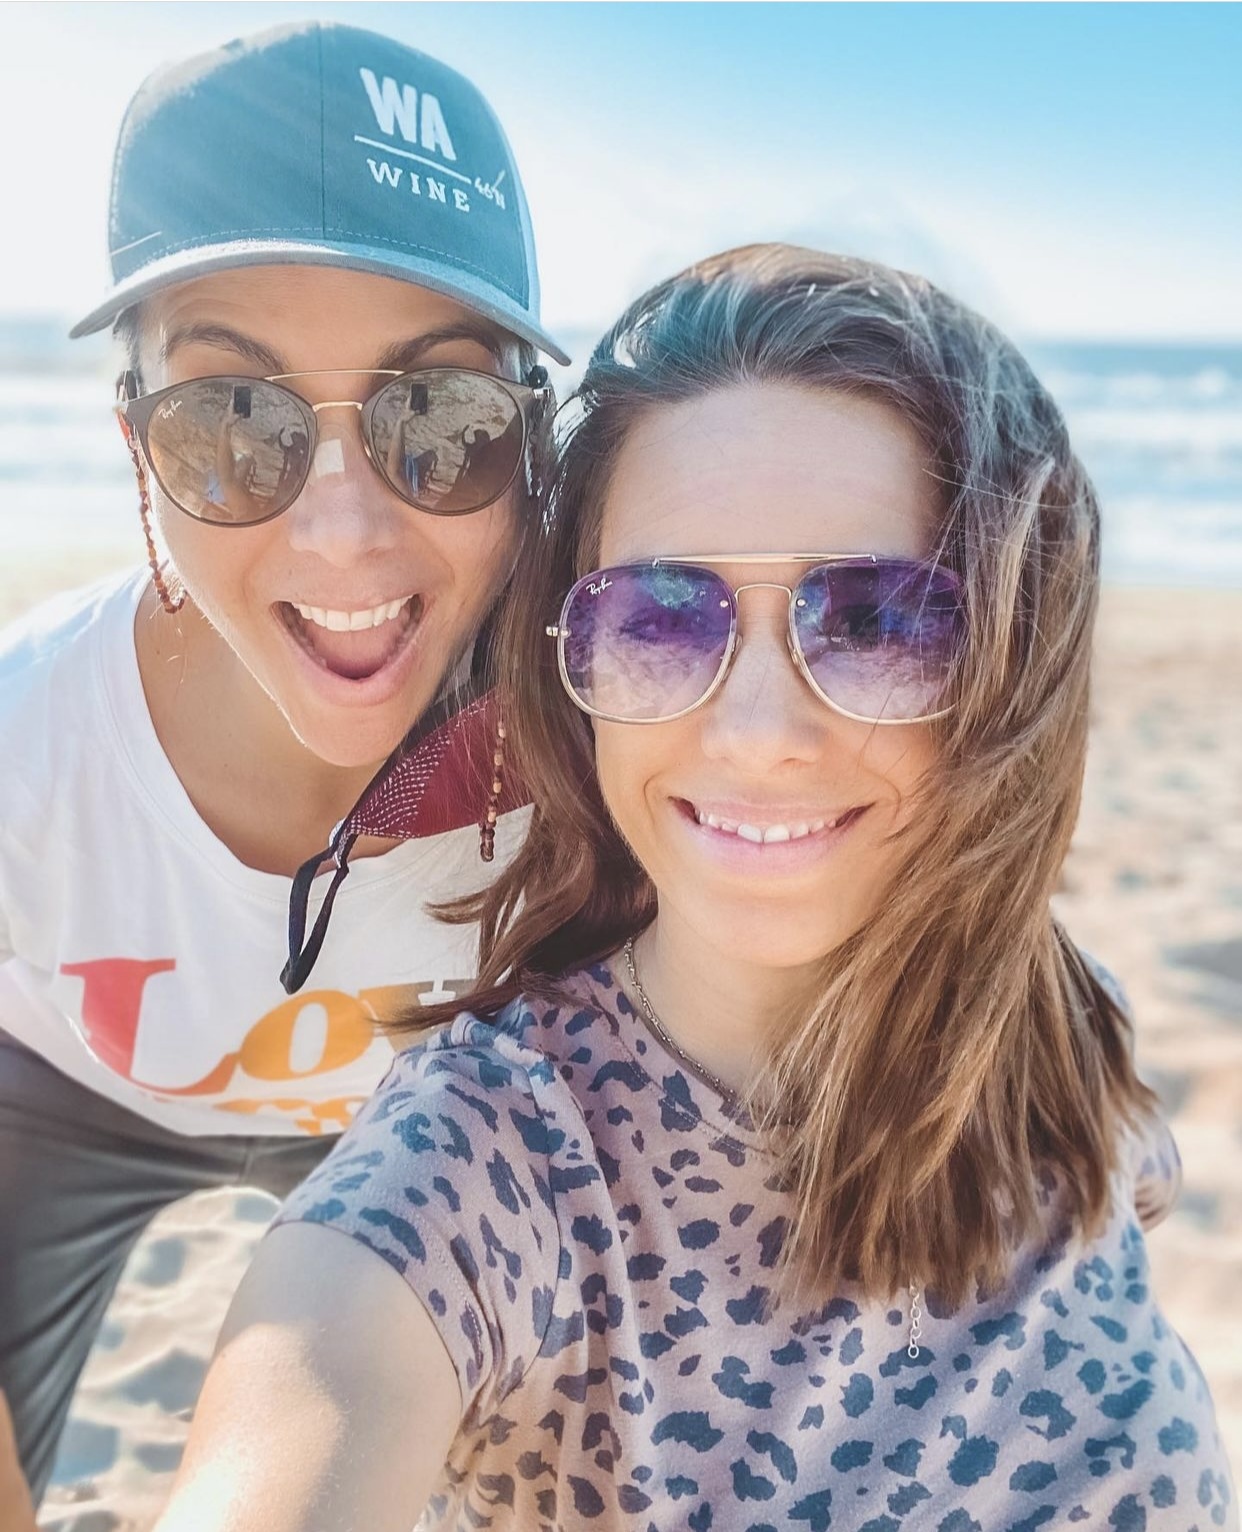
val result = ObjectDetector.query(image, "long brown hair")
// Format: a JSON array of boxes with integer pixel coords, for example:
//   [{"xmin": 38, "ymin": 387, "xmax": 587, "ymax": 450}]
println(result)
[{"xmin": 402, "ymin": 244, "xmax": 1155, "ymax": 1308}]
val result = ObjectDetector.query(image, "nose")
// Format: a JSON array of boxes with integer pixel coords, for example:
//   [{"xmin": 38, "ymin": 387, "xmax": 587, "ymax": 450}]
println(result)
[
  {"xmin": 697, "ymin": 596, "xmax": 826, "ymax": 772},
  {"xmin": 282, "ymin": 416, "xmax": 403, "ymax": 566}
]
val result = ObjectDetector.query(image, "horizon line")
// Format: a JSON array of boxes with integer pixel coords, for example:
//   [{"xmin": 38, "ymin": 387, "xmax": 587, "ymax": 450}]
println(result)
[{"xmin": 3, "ymin": 310, "xmax": 1242, "ymax": 353}]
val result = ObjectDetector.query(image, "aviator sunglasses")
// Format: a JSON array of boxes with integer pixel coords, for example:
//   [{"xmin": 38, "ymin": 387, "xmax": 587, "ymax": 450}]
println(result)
[
  {"xmin": 547, "ymin": 555, "xmax": 967, "ymax": 726},
  {"xmin": 117, "ymin": 365, "xmax": 552, "ymax": 527}
]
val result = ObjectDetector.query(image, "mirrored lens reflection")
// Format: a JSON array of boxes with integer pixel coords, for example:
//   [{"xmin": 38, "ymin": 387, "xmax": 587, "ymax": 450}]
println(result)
[
  {"xmin": 563, "ymin": 565, "xmax": 734, "ymax": 720},
  {"xmin": 145, "ymin": 379, "xmax": 311, "ymax": 524},
  {"xmin": 368, "ymin": 372, "xmax": 523, "ymax": 513},
  {"xmin": 793, "ymin": 560, "xmax": 964, "ymax": 720}
]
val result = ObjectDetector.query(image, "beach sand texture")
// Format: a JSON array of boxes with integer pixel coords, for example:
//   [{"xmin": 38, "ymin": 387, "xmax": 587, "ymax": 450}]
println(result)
[{"xmin": 4, "ymin": 570, "xmax": 1236, "ymax": 1529}]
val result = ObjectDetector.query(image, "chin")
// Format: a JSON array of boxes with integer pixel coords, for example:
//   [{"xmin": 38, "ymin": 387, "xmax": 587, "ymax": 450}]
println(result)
[
  {"xmin": 687, "ymin": 900, "xmax": 850, "ymax": 974},
  {"xmin": 283, "ymin": 705, "xmax": 418, "ymax": 772},
  {"xmin": 261, "ymin": 648, "xmax": 451, "ymax": 772}
]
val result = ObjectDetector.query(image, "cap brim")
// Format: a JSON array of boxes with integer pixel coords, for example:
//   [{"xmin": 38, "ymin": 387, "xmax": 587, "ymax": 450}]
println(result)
[{"xmin": 70, "ymin": 238, "xmax": 572, "ymax": 367}]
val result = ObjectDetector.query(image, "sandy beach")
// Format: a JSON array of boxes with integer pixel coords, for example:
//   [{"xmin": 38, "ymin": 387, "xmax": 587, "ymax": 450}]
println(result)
[{"xmin": 4, "ymin": 563, "xmax": 1238, "ymax": 1529}]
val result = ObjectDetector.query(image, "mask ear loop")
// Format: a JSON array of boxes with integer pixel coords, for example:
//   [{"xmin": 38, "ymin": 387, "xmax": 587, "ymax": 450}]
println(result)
[
  {"xmin": 116, "ymin": 382, "xmax": 186, "ymax": 616},
  {"xmin": 482, "ymin": 371, "xmax": 549, "ymax": 863},
  {"xmin": 478, "ymin": 368, "xmax": 549, "ymax": 862},
  {"xmin": 479, "ymin": 713, "xmax": 506, "ymax": 862}
]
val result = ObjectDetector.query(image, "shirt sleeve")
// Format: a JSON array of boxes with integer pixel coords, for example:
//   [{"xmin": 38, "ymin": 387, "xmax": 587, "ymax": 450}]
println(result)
[
  {"xmin": 0, "ymin": 770, "xmax": 34, "ymax": 967},
  {"xmin": 1080, "ymin": 948, "xmax": 1182, "ymax": 1232},
  {"xmin": 1127, "ymin": 1111, "xmax": 1183, "ymax": 1231},
  {"xmin": 273, "ymin": 1026, "xmax": 563, "ymax": 1422}
]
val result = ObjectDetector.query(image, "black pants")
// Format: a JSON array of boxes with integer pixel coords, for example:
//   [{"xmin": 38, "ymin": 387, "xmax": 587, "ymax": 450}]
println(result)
[{"xmin": 0, "ymin": 1030, "xmax": 334, "ymax": 1505}]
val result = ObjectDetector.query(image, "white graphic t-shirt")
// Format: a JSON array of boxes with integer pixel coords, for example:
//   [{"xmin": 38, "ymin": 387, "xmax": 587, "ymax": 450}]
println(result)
[{"xmin": 0, "ymin": 570, "xmax": 526, "ymax": 1137}]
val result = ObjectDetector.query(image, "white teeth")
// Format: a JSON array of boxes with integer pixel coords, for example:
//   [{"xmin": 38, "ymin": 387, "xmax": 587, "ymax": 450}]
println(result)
[
  {"xmin": 292, "ymin": 597, "xmax": 411, "ymax": 631},
  {"xmin": 694, "ymin": 810, "xmax": 848, "ymax": 843}
]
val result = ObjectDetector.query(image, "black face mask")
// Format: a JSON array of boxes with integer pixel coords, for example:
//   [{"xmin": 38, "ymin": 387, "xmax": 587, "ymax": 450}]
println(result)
[{"xmin": 280, "ymin": 669, "xmax": 526, "ymax": 994}]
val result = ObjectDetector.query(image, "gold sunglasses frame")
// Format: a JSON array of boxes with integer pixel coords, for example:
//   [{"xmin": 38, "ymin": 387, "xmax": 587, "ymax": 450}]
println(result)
[{"xmin": 546, "ymin": 553, "xmax": 964, "ymax": 727}]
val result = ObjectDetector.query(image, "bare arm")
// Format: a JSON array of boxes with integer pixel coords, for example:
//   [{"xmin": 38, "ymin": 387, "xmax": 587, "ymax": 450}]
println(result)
[
  {"xmin": 155, "ymin": 1222, "xmax": 462, "ymax": 1532},
  {"xmin": 0, "ymin": 1391, "xmax": 36, "ymax": 1532}
]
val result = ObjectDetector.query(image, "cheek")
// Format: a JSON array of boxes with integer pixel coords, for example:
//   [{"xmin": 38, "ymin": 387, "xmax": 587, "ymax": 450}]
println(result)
[
  {"xmin": 861, "ymin": 727, "xmax": 937, "ymax": 828},
  {"xmin": 593, "ymin": 722, "xmax": 646, "ymax": 837},
  {"xmin": 427, "ymin": 502, "xmax": 521, "ymax": 606},
  {"xmin": 592, "ymin": 720, "xmax": 682, "ymax": 849},
  {"xmin": 153, "ymin": 494, "xmax": 269, "ymax": 612},
  {"xmin": 591, "ymin": 722, "xmax": 631, "ymax": 825}
]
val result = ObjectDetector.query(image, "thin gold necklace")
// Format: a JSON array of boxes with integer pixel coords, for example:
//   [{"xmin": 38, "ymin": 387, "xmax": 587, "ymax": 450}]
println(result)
[
  {"xmin": 622, "ymin": 938, "xmax": 925, "ymax": 1359},
  {"xmin": 622, "ymin": 936, "xmax": 740, "ymax": 1106}
]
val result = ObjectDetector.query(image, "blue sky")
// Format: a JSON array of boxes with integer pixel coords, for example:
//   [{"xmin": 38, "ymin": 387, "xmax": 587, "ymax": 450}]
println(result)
[{"xmin": 2, "ymin": 2, "xmax": 1239, "ymax": 341}]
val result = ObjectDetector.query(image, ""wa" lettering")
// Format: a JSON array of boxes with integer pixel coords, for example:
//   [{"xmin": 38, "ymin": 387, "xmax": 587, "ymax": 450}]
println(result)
[{"xmin": 359, "ymin": 68, "xmax": 457, "ymax": 161}]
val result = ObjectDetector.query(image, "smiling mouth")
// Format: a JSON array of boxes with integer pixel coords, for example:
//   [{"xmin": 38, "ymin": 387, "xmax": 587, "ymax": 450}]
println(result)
[
  {"xmin": 278, "ymin": 594, "xmax": 424, "ymax": 681},
  {"xmin": 681, "ymin": 801, "xmax": 869, "ymax": 843}
]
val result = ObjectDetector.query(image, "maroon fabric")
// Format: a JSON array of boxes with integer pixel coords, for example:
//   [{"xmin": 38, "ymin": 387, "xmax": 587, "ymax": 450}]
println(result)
[
  {"xmin": 282, "ymin": 686, "xmax": 530, "ymax": 993},
  {"xmin": 340, "ymin": 688, "xmax": 529, "ymax": 843}
]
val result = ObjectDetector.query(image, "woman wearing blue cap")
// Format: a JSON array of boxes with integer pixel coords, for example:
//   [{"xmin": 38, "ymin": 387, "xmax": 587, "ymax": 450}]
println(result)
[{"xmin": 0, "ymin": 19, "xmax": 564, "ymax": 1516}]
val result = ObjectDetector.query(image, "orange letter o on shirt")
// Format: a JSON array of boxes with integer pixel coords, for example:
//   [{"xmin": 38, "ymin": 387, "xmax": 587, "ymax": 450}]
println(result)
[{"xmin": 240, "ymin": 991, "xmax": 374, "ymax": 1081}]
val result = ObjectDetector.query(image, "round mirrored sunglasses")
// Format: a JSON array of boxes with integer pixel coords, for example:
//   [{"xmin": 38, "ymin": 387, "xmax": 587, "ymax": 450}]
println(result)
[{"xmin": 117, "ymin": 366, "xmax": 552, "ymax": 526}]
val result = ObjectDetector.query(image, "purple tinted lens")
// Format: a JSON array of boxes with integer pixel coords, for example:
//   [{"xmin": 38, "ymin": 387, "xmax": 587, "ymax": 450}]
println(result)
[
  {"xmin": 559, "ymin": 564, "xmax": 734, "ymax": 720},
  {"xmin": 793, "ymin": 560, "xmax": 965, "ymax": 721}
]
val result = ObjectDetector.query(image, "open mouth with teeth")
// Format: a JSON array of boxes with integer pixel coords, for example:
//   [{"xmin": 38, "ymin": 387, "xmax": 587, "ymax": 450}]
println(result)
[
  {"xmin": 278, "ymin": 594, "xmax": 424, "ymax": 681},
  {"xmin": 685, "ymin": 803, "xmax": 868, "ymax": 844}
]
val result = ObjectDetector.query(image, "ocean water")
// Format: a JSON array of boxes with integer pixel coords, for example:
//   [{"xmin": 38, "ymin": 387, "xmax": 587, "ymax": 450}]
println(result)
[
  {"xmin": 1, "ymin": 319, "xmax": 1239, "ymax": 586},
  {"xmin": 1027, "ymin": 341, "xmax": 1242, "ymax": 588}
]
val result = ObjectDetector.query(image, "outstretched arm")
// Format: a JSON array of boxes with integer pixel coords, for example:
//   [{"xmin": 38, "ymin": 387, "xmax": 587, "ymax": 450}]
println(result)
[
  {"xmin": 154, "ymin": 1222, "xmax": 462, "ymax": 1532},
  {"xmin": 0, "ymin": 1391, "xmax": 36, "ymax": 1532}
]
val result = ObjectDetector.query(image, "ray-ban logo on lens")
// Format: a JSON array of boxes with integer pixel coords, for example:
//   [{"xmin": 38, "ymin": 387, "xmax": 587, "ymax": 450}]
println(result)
[
  {"xmin": 588, "ymin": 577, "xmax": 612, "ymax": 596},
  {"xmin": 158, "ymin": 400, "xmax": 181, "ymax": 421}
]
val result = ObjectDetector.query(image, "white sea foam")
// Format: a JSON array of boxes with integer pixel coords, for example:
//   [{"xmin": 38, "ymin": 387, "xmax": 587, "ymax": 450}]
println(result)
[
  {"xmin": 1044, "ymin": 367, "xmax": 1242, "ymax": 412},
  {"xmin": 1067, "ymin": 407, "xmax": 1242, "ymax": 453}
]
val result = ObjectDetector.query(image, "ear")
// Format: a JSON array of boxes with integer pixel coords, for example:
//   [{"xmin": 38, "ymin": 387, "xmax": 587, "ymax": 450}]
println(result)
[
  {"xmin": 114, "ymin": 382, "xmax": 146, "ymax": 477},
  {"xmin": 116, "ymin": 412, "xmax": 150, "ymax": 493},
  {"xmin": 523, "ymin": 370, "xmax": 555, "ymax": 501},
  {"xmin": 115, "ymin": 366, "xmax": 140, "ymax": 405}
]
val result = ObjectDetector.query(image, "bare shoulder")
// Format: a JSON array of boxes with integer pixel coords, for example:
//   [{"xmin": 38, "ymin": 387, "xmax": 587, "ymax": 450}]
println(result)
[{"xmin": 155, "ymin": 1222, "xmax": 461, "ymax": 1532}]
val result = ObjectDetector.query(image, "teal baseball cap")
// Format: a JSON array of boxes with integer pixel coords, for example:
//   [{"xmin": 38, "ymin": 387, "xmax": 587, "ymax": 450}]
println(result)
[{"xmin": 70, "ymin": 21, "xmax": 569, "ymax": 364}]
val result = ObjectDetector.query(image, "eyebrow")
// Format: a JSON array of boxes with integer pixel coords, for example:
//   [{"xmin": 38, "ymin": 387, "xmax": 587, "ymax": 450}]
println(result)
[
  {"xmin": 160, "ymin": 323, "xmax": 285, "ymax": 373},
  {"xmin": 159, "ymin": 321, "xmax": 509, "ymax": 377},
  {"xmin": 375, "ymin": 324, "xmax": 508, "ymax": 373}
]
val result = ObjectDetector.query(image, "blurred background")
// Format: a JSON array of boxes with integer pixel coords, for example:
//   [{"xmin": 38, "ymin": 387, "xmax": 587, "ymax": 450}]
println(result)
[{"xmin": 0, "ymin": 3, "xmax": 1238, "ymax": 1526}]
